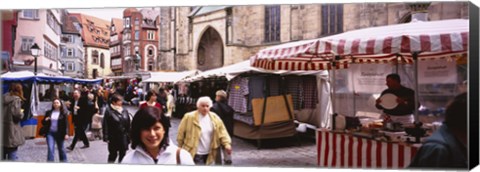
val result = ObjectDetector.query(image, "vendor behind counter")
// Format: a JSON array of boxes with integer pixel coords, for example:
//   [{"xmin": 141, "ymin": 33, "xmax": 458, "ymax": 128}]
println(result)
[{"xmin": 375, "ymin": 74, "xmax": 416, "ymax": 127}]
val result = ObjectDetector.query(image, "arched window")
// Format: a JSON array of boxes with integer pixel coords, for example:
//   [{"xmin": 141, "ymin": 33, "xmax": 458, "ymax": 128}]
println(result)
[
  {"xmin": 148, "ymin": 47, "xmax": 154, "ymax": 57},
  {"xmin": 148, "ymin": 59, "xmax": 154, "ymax": 71},
  {"xmin": 197, "ymin": 27, "xmax": 224, "ymax": 71},
  {"xmin": 92, "ymin": 50, "xmax": 99, "ymax": 64},
  {"xmin": 100, "ymin": 53, "xmax": 105, "ymax": 68}
]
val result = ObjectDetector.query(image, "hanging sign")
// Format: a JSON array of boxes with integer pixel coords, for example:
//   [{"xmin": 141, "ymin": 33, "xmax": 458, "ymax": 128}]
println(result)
[
  {"xmin": 418, "ymin": 59, "xmax": 457, "ymax": 84},
  {"xmin": 350, "ymin": 64, "xmax": 391, "ymax": 93}
]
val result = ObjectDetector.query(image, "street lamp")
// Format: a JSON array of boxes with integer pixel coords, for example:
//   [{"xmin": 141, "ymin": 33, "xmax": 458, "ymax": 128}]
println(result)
[{"xmin": 30, "ymin": 43, "xmax": 41, "ymax": 75}]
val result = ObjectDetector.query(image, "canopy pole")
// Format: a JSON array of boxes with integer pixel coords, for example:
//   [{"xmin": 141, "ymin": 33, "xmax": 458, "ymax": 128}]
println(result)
[
  {"xmin": 413, "ymin": 52, "xmax": 420, "ymax": 123},
  {"xmin": 331, "ymin": 57, "xmax": 338, "ymax": 115},
  {"xmin": 330, "ymin": 59, "xmax": 337, "ymax": 131},
  {"xmin": 395, "ymin": 58, "xmax": 399, "ymax": 74}
]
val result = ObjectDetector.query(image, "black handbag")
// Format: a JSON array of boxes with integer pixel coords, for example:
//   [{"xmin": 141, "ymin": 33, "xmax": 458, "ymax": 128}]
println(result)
[{"xmin": 39, "ymin": 126, "xmax": 47, "ymax": 136}]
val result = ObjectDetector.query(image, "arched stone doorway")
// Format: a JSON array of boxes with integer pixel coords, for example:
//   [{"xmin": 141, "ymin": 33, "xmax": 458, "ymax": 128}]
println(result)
[{"xmin": 197, "ymin": 27, "xmax": 224, "ymax": 71}]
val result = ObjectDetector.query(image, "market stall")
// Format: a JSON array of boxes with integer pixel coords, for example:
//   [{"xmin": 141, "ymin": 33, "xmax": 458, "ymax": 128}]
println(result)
[
  {"xmin": 2, "ymin": 70, "xmax": 103, "ymax": 138},
  {"xmin": 248, "ymin": 19, "xmax": 468, "ymax": 168},
  {"xmin": 227, "ymin": 71, "xmax": 331, "ymax": 142},
  {"xmin": 181, "ymin": 60, "xmax": 332, "ymax": 129},
  {"xmin": 139, "ymin": 70, "xmax": 200, "ymax": 113},
  {"xmin": 180, "ymin": 60, "xmax": 332, "ymax": 148}
]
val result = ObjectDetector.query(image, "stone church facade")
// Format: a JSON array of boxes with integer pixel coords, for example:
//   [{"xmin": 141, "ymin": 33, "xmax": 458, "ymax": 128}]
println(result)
[{"xmin": 157, "ymin": 2, "xmax": 469, "ymax": 72}]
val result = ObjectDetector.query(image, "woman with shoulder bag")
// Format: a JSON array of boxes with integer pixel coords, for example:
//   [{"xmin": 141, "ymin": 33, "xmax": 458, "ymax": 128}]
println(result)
[
  {"xmin": 2, "ymin": 83, "xmax": 26, "ymax": 161},
  {"xmin": 41, "ymin": 98, "xmax": 69, "ymax": 162}
]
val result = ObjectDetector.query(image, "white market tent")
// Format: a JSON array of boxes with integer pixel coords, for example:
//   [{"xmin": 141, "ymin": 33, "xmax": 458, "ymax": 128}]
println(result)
[
  {"xmin": 142, "ymin": 70, "xmax": 200, "ymax": 83},
  {"xmin": 249, "ymin": 19, "xmax": 469, "ymax": 124},
  {"xmin": 2, "ymin": 70, "xmax": 103, "ymax": 118},
  {"xmin": 1, "ymin": 70, "xmax": 103, "ymax": 84},
  {"xmin": 181, "ymin": 60, "xmax": 255, "ymax": 82},
  {"xmin": 181, "ymin": 60, "xmax": 332, "ymax": 82}
]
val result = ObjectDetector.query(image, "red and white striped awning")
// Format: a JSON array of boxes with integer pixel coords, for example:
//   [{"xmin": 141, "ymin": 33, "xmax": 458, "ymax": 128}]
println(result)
[
  {"xmin": 251, "ymin": 19, "xmax": 469, "ymax": 71},
  {"xmin": 252, "ymin": 59, "xmax": 351, "ymax": 71}
]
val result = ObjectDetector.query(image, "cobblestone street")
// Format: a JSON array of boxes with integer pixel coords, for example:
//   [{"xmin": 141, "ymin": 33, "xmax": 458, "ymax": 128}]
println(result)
[{"xmin": 16, "ymin": 105, "xmax": 318, "ymax": 167}]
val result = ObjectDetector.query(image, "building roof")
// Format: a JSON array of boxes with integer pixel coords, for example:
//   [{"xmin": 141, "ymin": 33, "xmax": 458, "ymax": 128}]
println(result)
[
  {"xmin": 124, "ymin": 7, "xmax": 139, "ymax": 13},
  {"xmin": 188, "ymin": 6, "xmax": 231, "ymax": 17},
  {"xmin": 140, "ymin": 8, "xmax": 159, "ymax": 29},
  {"xmin": 69, "ymin": 13, "xmax": 111, "ymax": 49},
  {"xmin": 1, "ymin": 10, "xmax": 16, "ymax": 20},
  {"xmin": 140, "ymin": 8, "xmax": 159, "ymax": 20},
  {"xmin": 111, "ymin": 18, "xmax": 123, "ymax": 35},
  {"xmin": 62, "ymin": 16, "xmax": 81, "ymax": 35}
]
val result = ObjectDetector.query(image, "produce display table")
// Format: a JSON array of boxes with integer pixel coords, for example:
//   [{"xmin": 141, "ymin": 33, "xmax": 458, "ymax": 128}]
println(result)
[{"xmin": 317, "ymin": 130, "xmax": 421, "ymax": 169}]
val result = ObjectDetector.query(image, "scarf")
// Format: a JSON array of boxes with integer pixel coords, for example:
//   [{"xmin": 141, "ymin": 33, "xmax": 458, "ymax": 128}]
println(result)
[{"xmin": 110, "ymin": 104, "xmax": 123, "ymax": 114}]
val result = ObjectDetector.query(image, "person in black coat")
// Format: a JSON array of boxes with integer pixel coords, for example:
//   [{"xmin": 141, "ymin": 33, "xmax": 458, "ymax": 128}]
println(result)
[
  {"xmin": 157, "ymin": 87, "xmax": 168, "ymax": 114},
  {"xmin": 41, "ymin": 98, "xmax": 69, "ymax": 162},
  {"xmin": 210, "ymin": 90, "xmax": 234, "ymax": 165},
  {"xmin": 103, "ymin": 94, "xmax": 131, "ymax": 163},
  {"xmin": 67, "ymin": 90, "xmax": 96, "ymax": 150}
]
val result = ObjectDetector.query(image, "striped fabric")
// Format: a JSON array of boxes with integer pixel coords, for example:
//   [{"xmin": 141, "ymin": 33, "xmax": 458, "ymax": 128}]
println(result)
[
  {"xmin": 250, "ymin": 19, "xmax": 468, "ymax": 71},
  {"xmin": 316, "ymin": 131, "xmax": 420, "ymax": 169},
  {"xmin": 252, "ymin": 59, "xmax": 350, "ymax": 71}
]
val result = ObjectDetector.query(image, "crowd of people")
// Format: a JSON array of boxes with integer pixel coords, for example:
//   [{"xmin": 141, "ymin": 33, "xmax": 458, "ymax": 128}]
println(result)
[
  {"xmin": 1, "ymin": 74, "xmax": 469, "ymax": 168},
  {"xmin": 2, "ymin": 82, "xmax": 234, "ymax": 165}
]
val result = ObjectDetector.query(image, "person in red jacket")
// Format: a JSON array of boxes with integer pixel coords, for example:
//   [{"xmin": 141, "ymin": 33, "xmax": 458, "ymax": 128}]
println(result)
[{"xmin": 139, "ymin": 90, "xmax": 163, "ymax": 112}]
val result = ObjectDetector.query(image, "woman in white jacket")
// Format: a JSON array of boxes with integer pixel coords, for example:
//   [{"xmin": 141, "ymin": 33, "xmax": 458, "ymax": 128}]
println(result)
[{"xmin": 122, "ymin": 106, "xmax": 194, "ymax": 165}]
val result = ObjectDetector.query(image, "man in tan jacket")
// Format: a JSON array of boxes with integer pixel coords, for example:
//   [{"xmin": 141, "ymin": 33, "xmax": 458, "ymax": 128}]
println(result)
[{"xmin": 177, "ymin": 96, "xmax": 232, "ymax": 165}]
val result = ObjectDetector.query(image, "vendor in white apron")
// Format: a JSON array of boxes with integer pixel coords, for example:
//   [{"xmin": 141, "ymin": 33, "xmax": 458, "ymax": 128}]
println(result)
[{"xmin": 375, "ymin": 73, "xmax": 415, "ymax": 126}]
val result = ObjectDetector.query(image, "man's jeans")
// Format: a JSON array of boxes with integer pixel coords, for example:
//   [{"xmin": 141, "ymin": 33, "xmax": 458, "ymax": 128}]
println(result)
[
  {"xmin": 193, "ymin": 154, "xmax": 208, "ymax": 165},
  {"xmin": 46, "ymin": 131, "xmax": 67, "ymax": 162},
  {"xmin": 2, "ymin": 147, "xmax": 18, "ymax": 161}
]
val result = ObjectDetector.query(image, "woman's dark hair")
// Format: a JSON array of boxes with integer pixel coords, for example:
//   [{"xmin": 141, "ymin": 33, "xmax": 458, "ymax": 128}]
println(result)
[
  {"xmin": 444, "ymin": 92, "xmax": 467, "ymax": 132},
  {"xmin": 158, "ymin": 88, "xmax": 166, "ymax": 96},
  {"xmin": 145, "ymin": 90, "xmax": 158, "ymax": 101},
  {"xmin": 130, "ymin": 106, "xmax": 171, "ymax": 150},
  {"xmin": 9, "ymin": 82, "xmax": 26, "ymax": 101},
  {"xmin": 50, "ymin": 98, "xmax": 66, "ymax": 115},
  {"xmin": 110, "ymin": 93, "xmax": 123, "ymax": 104}
]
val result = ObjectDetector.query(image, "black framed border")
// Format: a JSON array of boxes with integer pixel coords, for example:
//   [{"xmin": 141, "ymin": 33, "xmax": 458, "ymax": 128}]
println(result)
[{"xmin": 469, "ymin": 2, "xmax": 479, "ymax": 170}]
